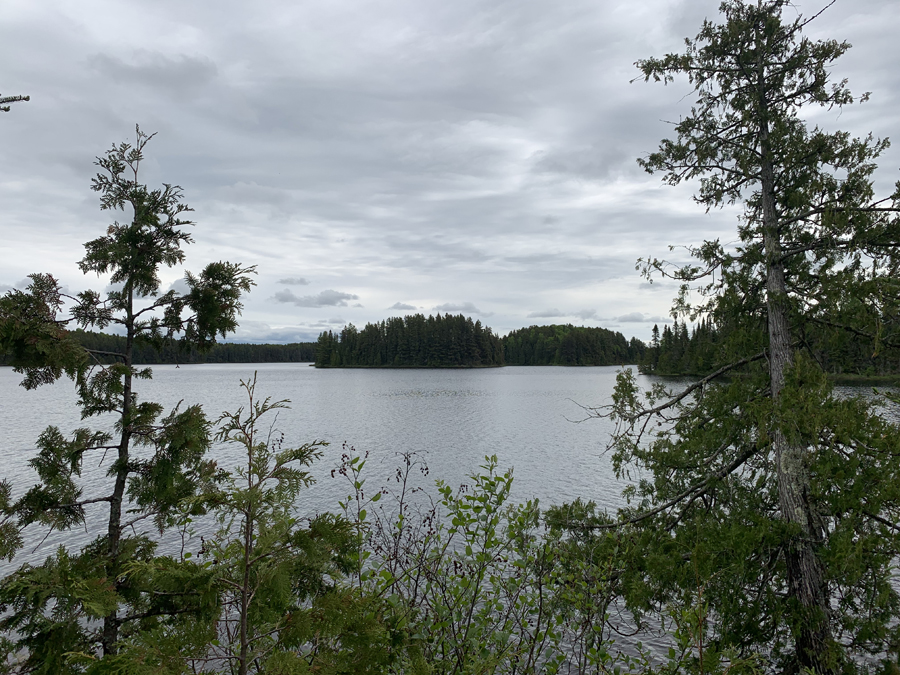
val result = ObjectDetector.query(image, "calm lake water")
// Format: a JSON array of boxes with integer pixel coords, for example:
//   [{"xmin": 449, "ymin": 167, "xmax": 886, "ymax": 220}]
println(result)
[
  {"xmin": 3, "ymin": 363, "xmax": 898, "ymax": 663},
  {"xmin": 4, "ymin": 364, "xmax": 895, "ymax": 550},
  {"xmin": 1, "ymin": 363, "xmax": 649, "ymax": 570}
]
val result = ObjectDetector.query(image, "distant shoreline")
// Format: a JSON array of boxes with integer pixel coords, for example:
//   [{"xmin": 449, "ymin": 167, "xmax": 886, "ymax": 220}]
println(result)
[
  {"xmin": 3, "ymin": 363, "xmax": 894, "ymax": 383},
  {"xmin": 313, "ymin": 364, "xmax": 504, "ymax": 369}
]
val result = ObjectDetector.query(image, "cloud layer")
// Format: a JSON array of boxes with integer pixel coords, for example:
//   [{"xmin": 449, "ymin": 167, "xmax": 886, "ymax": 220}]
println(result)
[
  {"xmin": 433, "ymin": 302, "xmax": 491, "ymax": 317},
  {"xmin": 272, "ymin": 289, "xmax": 360, "ymax": 308},
  {"xmin": 1, "ymin": 0, "xmax": 897, "ymax": 342}
]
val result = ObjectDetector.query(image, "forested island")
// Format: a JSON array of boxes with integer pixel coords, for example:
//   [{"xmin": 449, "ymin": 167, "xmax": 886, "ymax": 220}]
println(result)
[
  {"xmin": 313, "ymin": 316, "xmax": 645, "ymax": 368},
  {"xmin": 314, "ymin": 313, "xmax": 504, "ymax": 367},
  {"xmin": 503, "ymin": 324, "xmax": 644, "ymax": 366}
]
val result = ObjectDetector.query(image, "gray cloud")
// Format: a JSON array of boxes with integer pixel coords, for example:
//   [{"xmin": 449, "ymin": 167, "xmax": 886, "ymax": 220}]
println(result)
[
  {"xmin": 616, "ymin": 312, "xmax": 668, "ymax": 323},
  {"xmin": 278, "ymin": 277, "xmax": 309, "ymax": 286},
  {"xmin": 88, "ymin": 51, "xmax": 217, "ymax": 92},
  {"xmin": 272, "ymin": 289, "xmax": 360, "ymax": 308},
  {"xmin": 168, "ymin": 278, "xmax": 190, "ymax": 294},
  {"xmin": 526, "ymin": 308, "xmax": 598, "ymax": 321},
  {"xmin": 0, "ymin": 279, "xmax": 33, "ymax": 294},
  {"xmin": 639, "ymin": 282, "xmax": 672, "ymax": 292},
  {"xmin": 225, "ymin": 320, "xmax": 322, "ymax": 343},
  {"xmin": 434, "ymin": 302, "xmax": 492, "ymax": 317},
  {"xmin": 527, "ymin": 308, "xmax": 566, "ymax": 318},
  {"xmin": 2, "ymin": 0, "xmax": 896, "ymax": 344},
  {"xmin": 389, "ymin": 302, "xmax": 417, "ymax": 310}
]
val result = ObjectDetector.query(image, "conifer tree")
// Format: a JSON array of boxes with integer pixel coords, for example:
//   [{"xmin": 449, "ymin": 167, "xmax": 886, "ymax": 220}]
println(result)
[
  {"xmin": 168, "ymin": 376, "xmax": 396, "ymax": 675},
  {"xmin": 593, "ymin": 2, "xmax": 900, "ymax": 671},
  {"xmin": 0, "ymin": 126, "xmax": 255, "ymax": 667}
]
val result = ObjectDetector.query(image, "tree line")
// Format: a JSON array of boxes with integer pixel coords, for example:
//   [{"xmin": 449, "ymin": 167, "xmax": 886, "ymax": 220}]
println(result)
[
  {"xmin": 314, "ymin": 313, "xmax": 504, "ymax": 367},
  {"xmin": 639, "ymin": 318, "xmax": 720, "ymax": 375},
  {"xmin": 503, "ymin": 324, "xmax": 644, "ymax": 366},
  {"xmin": 0, "ymin": 329, "xmax": 316, "ymax": 365},
  {"xmin": 315, "ymin": 321, "xmax": 646, "ymax": 368},
  {"xmin": 641, "ymin": 317, "xmax": 900, "ymax": 378}
]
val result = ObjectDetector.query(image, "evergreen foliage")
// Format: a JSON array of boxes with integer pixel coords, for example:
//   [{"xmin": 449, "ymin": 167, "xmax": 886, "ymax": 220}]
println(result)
[
  {"xmin": 578, "ymin": 2, "xmax": 900, "ymax": 672},
  {"xmin": 640, "ymin": 318, "xmax": 724, "ymax": 376},
  {"xmin": 503, "ymin": 324, "xmax": 644, "ymax": 366},
  {"xmin": 0, "ymin": 127, "xmax": 255, "ymax": 667},
  {"xmin": 197, "ymin": 376, "xmax": 403, "ymax": 675},
  {"xmin": 314, "ymin": 313, "xmax": 503, "ymax": 368},
  {"xmin": 159, "ymin": 376, "xmax": 399, "ymax": 675},
  {"xmin": 0, "ymin": 94, "xmax": 29, "ymax": 113},
  {"xmin": 0, "ymin": 329, "xmax": 315, "ymax": 365},
  {"xmin": 642, "ymin": 318, "xmax": 900, "ymax": 378}
]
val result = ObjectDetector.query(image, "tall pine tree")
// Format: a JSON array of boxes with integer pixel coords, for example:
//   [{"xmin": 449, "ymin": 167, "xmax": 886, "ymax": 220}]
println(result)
[{"xmin": 596, "ymin": 2, "xmax": 900, "ymax": 671}]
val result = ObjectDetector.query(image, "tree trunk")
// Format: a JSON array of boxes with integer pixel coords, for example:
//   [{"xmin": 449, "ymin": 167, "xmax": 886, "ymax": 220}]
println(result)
[
  {"xmin": 239, "ymin": 437, "xmax": 255, "ymax": 675},
  {"xmin": 760, "ymin": 131, "xmax": 835, "ymax": 672},
  {"xmin": 101, "ymin": 287, "xmax": 134, "ymax": 655}
]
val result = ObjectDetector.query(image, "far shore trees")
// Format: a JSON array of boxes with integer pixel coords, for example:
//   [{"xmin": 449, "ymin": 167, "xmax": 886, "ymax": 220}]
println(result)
[
  {"xmin": 315, "ymin": 313, "xmax": 503, "ymax": 368},
  {"xmin": 640, "ymin": 317, "xmax": 900, "ymax": 378},
  {"xmin": 503, "ymin": 324, "xmax": 644, "ymax": 366},
  {"xmin": 0, "ymin": 127, "xmax": 255, "ymax": 666},
  {"xmin": 582, "ymin": 1, "xmax": 900, "ymax": 672}
]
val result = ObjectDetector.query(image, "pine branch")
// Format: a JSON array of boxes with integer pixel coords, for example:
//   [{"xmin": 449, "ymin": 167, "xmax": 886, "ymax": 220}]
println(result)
[
  {"xmin": 584, "ymin": 442, "xmax": 760, "ymax": 531},
  {"xmin": 619, "ymin": 350, "xmax": 768, "ymax": 422},
  {"xmin": 0, "ymin": 94, "xmax": 29, "ymax": 112}
]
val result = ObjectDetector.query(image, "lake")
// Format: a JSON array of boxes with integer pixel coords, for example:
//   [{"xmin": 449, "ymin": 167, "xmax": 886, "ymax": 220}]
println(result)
[
  {"xmin": 4, "ymin": 364, "xmax": 894, "ymax": 550},
  {"xmin": 1, "ymin": 363, "xmax": 648, "ymax": 569},
  {"xmin": 4, "ymin": 363, "xmax": 898, "ymax": 664}
]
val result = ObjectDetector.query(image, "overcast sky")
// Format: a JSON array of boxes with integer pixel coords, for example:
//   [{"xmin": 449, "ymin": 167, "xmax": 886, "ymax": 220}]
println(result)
[{"xmin": 2, "ymin": 0, "xmax": 898, "ymax": 343}]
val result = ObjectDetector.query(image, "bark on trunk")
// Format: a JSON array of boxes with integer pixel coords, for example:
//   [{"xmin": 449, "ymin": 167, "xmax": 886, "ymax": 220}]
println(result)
[
  {"xmin": 760, "ymin": 121, "xmax": 835, "ymax": 672},
  {"xmin": 101, "ymin": 288, "xmax": 134, "ymax": 655},
  {"xmin": 239, "ymin": 426, "xmax": 255, "ymax": 675}
]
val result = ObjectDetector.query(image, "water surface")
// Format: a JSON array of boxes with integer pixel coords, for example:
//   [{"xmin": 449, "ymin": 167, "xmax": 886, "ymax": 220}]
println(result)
[{"xmin": 2, "ymin": 364, "xmax": 642, "ymax": 566}]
